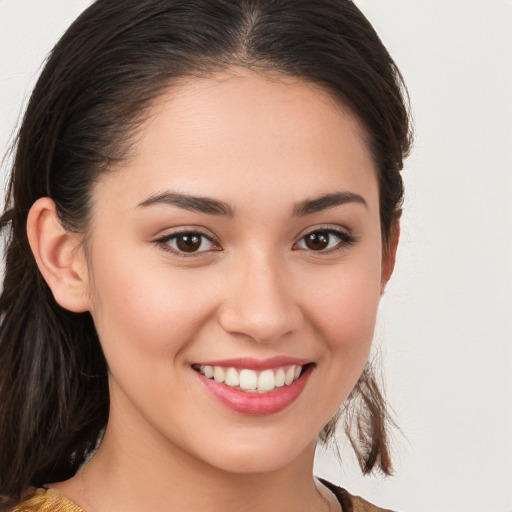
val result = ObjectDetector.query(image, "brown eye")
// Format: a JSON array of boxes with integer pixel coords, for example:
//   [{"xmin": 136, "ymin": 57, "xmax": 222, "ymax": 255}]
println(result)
[
  {"xmin": 158, "ymin": 231, "xmax": 217, "ymax": 255},
  {"xmin": 304, "ymin": 232, "xmax": 330, "ymax": 251},
  {"xmin": 175, "ymin": 233, "xmax": 203, "ymax": 252},
  {"xmin": 296, "ymin": 228, "xmax": 356, "ymax": 253}
]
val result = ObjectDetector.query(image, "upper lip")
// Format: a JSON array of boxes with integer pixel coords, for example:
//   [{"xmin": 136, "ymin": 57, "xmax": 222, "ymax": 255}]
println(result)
[{"xmin": 192, "ymin": 356, "xmax": 311, "ymax": 371}]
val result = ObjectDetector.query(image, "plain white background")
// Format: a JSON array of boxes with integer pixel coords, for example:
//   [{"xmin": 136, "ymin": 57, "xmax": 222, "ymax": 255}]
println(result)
[{"xmin": 1, "ymin": 1, "xmax": 511, "ymax": 511}]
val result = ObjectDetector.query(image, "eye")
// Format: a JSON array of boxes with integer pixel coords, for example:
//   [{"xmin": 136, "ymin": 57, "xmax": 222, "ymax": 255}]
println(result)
[
  {"xmin": 156, "ymin": 231, "xmax": 220, "ymax": 255},
  {"xmin": 295, "ymin": 228, "xmax": 356, "ymax": 253}
]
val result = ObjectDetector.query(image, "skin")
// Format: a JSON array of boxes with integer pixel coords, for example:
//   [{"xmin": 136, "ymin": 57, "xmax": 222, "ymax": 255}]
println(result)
[{"xmin": 28, "ymin": 68, "xmax": 398, "ymax": 512}]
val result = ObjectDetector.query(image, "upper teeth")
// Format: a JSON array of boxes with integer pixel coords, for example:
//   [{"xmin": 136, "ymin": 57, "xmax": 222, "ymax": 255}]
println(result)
[{"xmin": 198, "ymin": 365, "xmax": 303, "ymax": 393}]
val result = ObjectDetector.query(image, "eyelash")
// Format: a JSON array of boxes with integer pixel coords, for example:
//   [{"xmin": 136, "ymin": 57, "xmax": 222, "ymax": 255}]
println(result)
[
  {"xmin": 154, "ymin": 230, "xmax": 220, "ymax": 258},
  {"xmin": 293, "ymin": 227, "xmax": 357, "ymax": 254},
  {"xmin": 154, "ymin": 227, "xmax": 356, "ymax": 257}
]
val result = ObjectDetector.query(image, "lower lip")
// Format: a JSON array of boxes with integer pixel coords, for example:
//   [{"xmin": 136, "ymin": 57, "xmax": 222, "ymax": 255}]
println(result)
[{"xmin": 196, "ymin": 365, "xmax": 313, "ymax": 415}]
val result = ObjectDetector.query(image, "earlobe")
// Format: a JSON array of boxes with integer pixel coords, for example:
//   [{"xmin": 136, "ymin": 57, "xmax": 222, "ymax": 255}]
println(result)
[
  {"xmin": 26, "ymin": 197, "xmax": 90, "ymax": 312},
  {"xmin": 381, "ymin": 219, "xmax": 400, "ymax": 295}
]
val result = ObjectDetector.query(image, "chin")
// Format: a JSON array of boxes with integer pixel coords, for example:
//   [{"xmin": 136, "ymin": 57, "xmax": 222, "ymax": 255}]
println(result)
[{"xmin": 197, "ymin": 433, "xmax": 315, "ymax": 475}]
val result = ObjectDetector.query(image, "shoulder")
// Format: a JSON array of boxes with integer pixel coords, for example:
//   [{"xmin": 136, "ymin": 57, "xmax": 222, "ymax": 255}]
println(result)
[
  {"xmin": 319, "ymin": 479, "xmax": 397, "ymax": 512},
  {"xmin": 5, "ymin": 488, "xmax": 84, "ymax": 512}
]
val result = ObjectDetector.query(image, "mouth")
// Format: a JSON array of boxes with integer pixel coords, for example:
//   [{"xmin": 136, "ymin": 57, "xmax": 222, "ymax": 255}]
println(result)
[
  {"xmin": 192, "ymin": 363, "xmax": 308, "ymax": 393},
  {"xmin": 191, "ymin": 360, "xmax": 315, "ymax": 415}
]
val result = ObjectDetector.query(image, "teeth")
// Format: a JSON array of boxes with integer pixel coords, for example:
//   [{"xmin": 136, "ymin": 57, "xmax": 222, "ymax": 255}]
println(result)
[
  {"xmin": 275, "ymin": 368, "xmax": 285, "ymax": 387},
  {"xmin": 257, "ymin": 369, "xmax": 275, "ymax": 391},
  {"xmin": 197, "ymin": 363, "xmax": 306, "ymax": 392},
  {"xmin": 285, "ymin": 366, "xmax": 295, "ymax": 385},
  {"xmin": 239, "ymin": 369, "xmax": 258, "ymax": 390},
  {"xmin": 225, "ymin": 367, "xmax": 240, "ymax": 387},
  {"xmin": 213, "ymin": 366, "xmax": 225, "ymax": 383}
]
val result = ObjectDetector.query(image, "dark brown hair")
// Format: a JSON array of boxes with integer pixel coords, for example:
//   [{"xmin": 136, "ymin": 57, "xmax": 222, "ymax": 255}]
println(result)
[{"xmin": 0, "ymin": 0, "xmax": 412, "ymax": 502}]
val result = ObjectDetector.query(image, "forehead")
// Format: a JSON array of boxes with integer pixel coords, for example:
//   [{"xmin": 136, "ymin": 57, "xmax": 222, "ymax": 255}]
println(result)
[{"xmin": 96, "ymin": 68, "xmax": 378, "ymax": 213}]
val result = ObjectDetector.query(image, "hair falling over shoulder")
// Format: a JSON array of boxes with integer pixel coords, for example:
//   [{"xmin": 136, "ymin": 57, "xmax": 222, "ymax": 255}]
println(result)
[
  {"xmin": 0, "ymin": 0, "xmax": 412, "ymax": 503},
  {"xmin": 0, "ymin": 223, "xmax": 109, "ymax": 497}
]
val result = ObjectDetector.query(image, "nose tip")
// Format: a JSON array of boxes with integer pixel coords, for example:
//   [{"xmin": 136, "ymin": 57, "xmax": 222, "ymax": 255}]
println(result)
[
  {"xmin": 218, "ymin": 302, "xmax": 301, "ymax": 344},
  {"xmin": 217, "ymin": 260, "xmax": 303, "ymax": 344}
]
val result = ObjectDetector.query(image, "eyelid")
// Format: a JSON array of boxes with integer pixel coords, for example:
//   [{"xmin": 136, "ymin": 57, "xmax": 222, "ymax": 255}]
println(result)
[
  {"xmin": 293, "ymin": 225, "xmax": 357, "ymax": 253},
  {"xmin": 154, "ymin": 227, "xmax": 222, "ymax": 257}
]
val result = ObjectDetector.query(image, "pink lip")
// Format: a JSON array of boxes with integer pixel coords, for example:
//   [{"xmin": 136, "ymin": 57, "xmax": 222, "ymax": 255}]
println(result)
[
  {"xmin": 195, "ymin": 364, "xmax": 313, "ymax": 415},
  {"xmin": 195, "ymin": 356, "xmax": 310, "ymax": 371}
]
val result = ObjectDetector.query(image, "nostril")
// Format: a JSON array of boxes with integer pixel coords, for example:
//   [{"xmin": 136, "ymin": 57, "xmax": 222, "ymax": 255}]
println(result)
[{"xmin": 217, "ymin": 304, "xmax": 303, "ymax": 344}]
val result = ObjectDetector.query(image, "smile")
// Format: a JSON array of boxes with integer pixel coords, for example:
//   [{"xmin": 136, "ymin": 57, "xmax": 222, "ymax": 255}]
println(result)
[
  {"xmin": 194, "ymin": 364, "xmax": 304, "ymax": 393},
  {"xmin": 192, "ymin": 360, "xmax": 314, "ymax": 415}
]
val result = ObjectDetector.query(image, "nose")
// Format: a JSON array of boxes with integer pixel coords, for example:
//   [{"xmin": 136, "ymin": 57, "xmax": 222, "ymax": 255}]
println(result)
[{"xmin": 218, "ymin": 252, "xmax": 303, "ymax": 344}]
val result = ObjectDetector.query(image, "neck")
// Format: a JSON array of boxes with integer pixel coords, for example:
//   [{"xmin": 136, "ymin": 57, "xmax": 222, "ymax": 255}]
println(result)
[{"xmin": 52, "ymin": 409, "xmax": 331, "ymax": 512}]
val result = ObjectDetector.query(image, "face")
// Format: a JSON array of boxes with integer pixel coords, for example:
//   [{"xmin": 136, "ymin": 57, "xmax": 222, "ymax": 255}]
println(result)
[{"xmin": 81, "ymin": 69, "xmax": 389, "ymax": 474}]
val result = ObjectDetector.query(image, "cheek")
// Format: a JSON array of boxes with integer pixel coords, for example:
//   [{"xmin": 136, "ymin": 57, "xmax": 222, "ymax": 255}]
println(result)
[
  {"xmin": 302, "ymin": 253, "xmax": 383, "ymax": 380},
  {"xmin": 87, "ymin": 246, "xmax": 219, "ymax": 372}
]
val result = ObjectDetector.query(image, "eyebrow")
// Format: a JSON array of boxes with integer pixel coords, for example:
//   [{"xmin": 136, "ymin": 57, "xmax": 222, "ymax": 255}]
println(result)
[
  {"xmin": 138, "ymin": 191, "xmax": 235, "ymax": 217},
  {"xmin": 137, "ymin": 190, "xmax": 366, "ymax": 218},
  {"xmin": 293, "ymin": 191, "xmax": 367, "ymax": 216}
]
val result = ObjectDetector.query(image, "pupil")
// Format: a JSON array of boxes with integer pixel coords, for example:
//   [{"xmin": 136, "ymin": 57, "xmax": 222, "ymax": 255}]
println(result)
[
  {"xmin": 306, "ymin": 232, "xmax": 329, "ymax": 250},
  {"xmin": 176, "ymin": 234, "xmax": 201, "ymax": 252}
]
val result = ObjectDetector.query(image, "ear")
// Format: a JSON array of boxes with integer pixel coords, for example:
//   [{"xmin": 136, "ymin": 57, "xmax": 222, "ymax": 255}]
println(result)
[
  {"xmin": 27, "ymin": 197, "xmax": 91, "ymax": 312},
  {"xmin": 381, "ymin": 218, "xmax": 400, "ymax": 295}
]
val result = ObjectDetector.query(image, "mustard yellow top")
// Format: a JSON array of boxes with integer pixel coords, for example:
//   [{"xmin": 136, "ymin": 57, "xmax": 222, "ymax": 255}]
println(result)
[{"xmin": 12, "ymin": 488, "xmax": 83, "ymax": 512}]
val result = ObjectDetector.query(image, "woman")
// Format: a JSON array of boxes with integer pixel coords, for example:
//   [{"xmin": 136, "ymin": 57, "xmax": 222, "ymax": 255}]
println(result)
[{"xmin": 0, "ymin": 1, "xmax": 411, "ymax": 511}]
